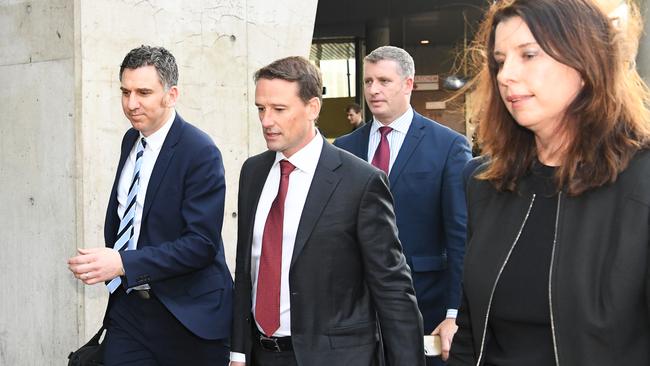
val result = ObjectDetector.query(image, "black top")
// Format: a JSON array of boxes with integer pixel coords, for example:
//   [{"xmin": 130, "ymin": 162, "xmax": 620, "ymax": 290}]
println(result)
[
  {"xmin": 451, "ymin": 149, "xmax": 650, "ymax": 365},
  {"xmin": 484, "ymin": 162, "xmax": 558, "ymax": 366}
]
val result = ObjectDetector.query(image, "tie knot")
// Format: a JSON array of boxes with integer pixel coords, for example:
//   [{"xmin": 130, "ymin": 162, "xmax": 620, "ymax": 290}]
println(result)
[
  {"xmin": 140, "ymin": 137, "xmax": 147, "ymax": 149},
  {"xmin": 378, "ymin": 126, "xmax": 392, "ymax": 137},
  {"xmin": 279, "ymin": 160, "xmax": 296, "ymax": 176}
]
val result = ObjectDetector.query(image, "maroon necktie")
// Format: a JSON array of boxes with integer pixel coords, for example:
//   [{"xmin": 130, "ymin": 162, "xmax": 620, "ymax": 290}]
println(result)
[
  {"xmin": 255, "ymin": 159, "xmax": 296, "ymax": 336},
  {"xmin": 371, "ymin": 126, "xmax": 393, "ymax": 174}
]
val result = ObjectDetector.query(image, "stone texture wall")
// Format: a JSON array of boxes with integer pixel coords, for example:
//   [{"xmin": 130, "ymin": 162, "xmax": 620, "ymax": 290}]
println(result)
[{"xmin": 0, "ymin": 0, "xmax": 317, "ymax": 364}]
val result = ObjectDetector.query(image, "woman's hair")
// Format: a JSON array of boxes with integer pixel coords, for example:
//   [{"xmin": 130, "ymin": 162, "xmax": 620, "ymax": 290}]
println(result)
[{"xmin": 467, "ymin": 0, "xmax": 650, "ymax": 195}]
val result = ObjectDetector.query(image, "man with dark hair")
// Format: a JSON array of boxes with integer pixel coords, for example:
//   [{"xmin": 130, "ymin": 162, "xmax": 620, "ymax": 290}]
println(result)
[
  {"xmin": 345, "ymin": 103, "xmax": 365, "ymax": 130},
  {"xmin": 230, "ymin": 56, "xmax": 424, "ymax": 366},
  {"xmin": 68, "ymin": 45, "xmax": 233, "ymax": 365},
  {"xmin": 335, "ymin": 46, "xmax": 471, "ymax": 364}
]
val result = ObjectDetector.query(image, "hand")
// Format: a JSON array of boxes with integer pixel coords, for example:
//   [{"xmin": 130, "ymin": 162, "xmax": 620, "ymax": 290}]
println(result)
[
  {"xmin": 229, "ymin": 362, "xmax": 246, "ymax": 366},
  {"xmin": 431, "ymin": 318, "xmax": 458, "ymax": 361},
  {"xmin": 67, "ymin": 248, "xmax": 124, "ymax": 285}
]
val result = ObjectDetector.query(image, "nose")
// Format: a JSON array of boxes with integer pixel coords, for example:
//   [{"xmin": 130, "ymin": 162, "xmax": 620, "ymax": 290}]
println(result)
[
  {"xmin": 126, "ymin": 93, "xmax": 139, "ymax": 110},
  {"xmin": 366, "ymin": 81, "xmax": 379, "ymax": 95},
  {"xmin": 496, "ymin": 57, "xmax": 519, "ymax": 86},
  {"xmin": 259, "ymin": 110, "xmax": 273, "ymax": 128}
]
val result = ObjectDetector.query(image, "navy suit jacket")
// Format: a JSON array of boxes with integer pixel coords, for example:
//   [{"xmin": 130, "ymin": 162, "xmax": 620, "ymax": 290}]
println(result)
[
  {"xmin": 104, "ymin": 113, "xmax": 233, "ymax": 340},
  {"xmin": 334, "ymin": 111, "xmax": 471, "ymax": 332}
]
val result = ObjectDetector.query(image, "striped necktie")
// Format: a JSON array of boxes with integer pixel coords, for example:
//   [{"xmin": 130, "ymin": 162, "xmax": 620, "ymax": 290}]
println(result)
[{"xmin": 107, "ymin": 137, "xmax": 146, "ymax": 293}]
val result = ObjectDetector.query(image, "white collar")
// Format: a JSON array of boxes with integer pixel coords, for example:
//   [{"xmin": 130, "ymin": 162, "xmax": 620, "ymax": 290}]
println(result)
[
  {"xmin": 140, "ymin": 110, "xmax": 176, "ymax": 152},
  {"xmin": 274, "ymin": 130, "xmax": 323, "ymax": 175}
]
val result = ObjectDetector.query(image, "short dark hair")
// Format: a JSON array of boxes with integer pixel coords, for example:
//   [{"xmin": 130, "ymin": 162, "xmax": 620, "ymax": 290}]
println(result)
[
  {"xmin": 345, "ymin": 103, "xmax": 362, "ymax": 113},
  {"xmin": 254, "ymin": 56, "xmax": 322, "ymax": 103},
  {"xmin": 119, "ymin": 45, "xmax": 178, "ymax": 90}
]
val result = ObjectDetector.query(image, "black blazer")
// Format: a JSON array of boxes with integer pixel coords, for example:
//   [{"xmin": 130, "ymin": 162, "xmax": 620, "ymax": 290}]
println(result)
[
  {"xmin": 232, "ymin": 138, "xmax": 425, "ymax": 366},
  {"xmin": 450, "ymin": 149, "xmax": 650, "ymax": 365}
]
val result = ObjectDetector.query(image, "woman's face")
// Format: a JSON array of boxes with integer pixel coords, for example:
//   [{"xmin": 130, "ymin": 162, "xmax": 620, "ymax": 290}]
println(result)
[{"xmin": 494, "ymin": 16, "xmax": 583, "ymax": 139}]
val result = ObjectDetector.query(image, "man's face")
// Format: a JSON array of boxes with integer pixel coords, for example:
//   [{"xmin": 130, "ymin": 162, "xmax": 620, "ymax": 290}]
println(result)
[
  {"xmin": 255, "ymin": 78, "xmax": 320, "ymax": 158},
  {"xmin": 346, "ymin": 109, "xmax": 363, "ymax": 126},
  {"xmin": 363, "ymin": 60, "xmax": 413, "ymax": 125},
  {"xmin": 120, "ymin": 65, "xmax": 177, "ymax": 137}
]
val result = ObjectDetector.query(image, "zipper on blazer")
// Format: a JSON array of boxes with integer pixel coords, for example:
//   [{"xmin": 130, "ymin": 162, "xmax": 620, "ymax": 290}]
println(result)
[
  {"xmin": 548, "ymin": 192, "xmax": 562, "ymax": 366},
  {"xmin": 476, "ymin": 194, "xmax": 536, "ymax": 366}
]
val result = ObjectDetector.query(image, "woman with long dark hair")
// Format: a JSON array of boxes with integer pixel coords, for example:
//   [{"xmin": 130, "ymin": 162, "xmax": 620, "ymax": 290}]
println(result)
[{"xmin": 450, "ymin": 0, "xmax": 650, "ymax": 364}]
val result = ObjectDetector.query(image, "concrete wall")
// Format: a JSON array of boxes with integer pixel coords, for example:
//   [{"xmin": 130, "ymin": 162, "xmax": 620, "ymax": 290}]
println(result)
[
  {"xmin": 0, "ymin": 1, "xmax": 78, "ymax": 364},
  {"xmin": 0, "ymin": 0, "xmax": 317, "ymax": 364},
  {"xmin": 638, "ymin": 0, "xmax": 650, "ymax": 82}
]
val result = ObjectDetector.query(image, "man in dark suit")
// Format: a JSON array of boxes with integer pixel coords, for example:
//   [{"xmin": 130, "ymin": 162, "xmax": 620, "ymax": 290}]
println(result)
[
  {"xmin": 229, "ymin": 56, "xmax": 424, "ymax": 366},
  {"xmin": 334, "ymin": 46, "xmax": 471, "ymax": 364},
  {"xmin": 68, "ymin": 45, "xmax": 232, "ymax": 365},
  {"xmin": 346, "ymin": 103, "xmax": 365, "ymax": 130}
]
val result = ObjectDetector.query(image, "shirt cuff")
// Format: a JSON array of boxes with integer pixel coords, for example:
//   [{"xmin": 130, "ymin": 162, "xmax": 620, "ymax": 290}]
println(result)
[
  {"xmin": 230, "ymin": 352, "xmax": 246, "ymax": 363},
  {"xmin": 446, "ymin": 309, "xmax": 458, "ymax": 319}
]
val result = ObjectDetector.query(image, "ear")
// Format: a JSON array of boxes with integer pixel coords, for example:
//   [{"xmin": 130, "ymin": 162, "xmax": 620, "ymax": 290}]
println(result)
[
  {"xmin": 307, "ymin": 96, "xmax": 322, "ymax": 122},
  {"xmin": 404, "ymin": 76, "xmax": 414, "ymax": 94},
  {"xmin": 164, "ymin": 86, "xmax": 179, "ymax": 107}
]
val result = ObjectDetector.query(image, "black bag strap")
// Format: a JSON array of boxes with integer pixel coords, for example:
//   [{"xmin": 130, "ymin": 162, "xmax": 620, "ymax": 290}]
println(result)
[
  {"xmin": 83, "ymin": 326, "xmax": 106, "ymax": 347},
  {"xmin": 82, "ymin": 294, "xmax": 110, "ymax": 347}
]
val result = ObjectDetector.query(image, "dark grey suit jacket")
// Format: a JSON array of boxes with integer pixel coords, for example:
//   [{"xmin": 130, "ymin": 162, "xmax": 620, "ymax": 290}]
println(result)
[{"xmin": 231, "ymin": 138, "xmax": 425, "ymax": 366}]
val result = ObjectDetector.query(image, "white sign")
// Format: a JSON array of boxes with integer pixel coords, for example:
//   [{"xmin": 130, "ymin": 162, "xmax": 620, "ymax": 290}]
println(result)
[
  {"xmin": 425, "ymin": 101, "xmax": 446, "ymax": 110},
  {"xmin": 414, "ymin": 82, "xmax": 439, "ymax": 91},
  {"xmin": 414, "ymin": 75, "xmax": 439, "ymax": 83}
]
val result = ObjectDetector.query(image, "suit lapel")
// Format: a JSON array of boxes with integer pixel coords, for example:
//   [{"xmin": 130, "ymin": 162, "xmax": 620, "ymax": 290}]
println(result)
[
  {"xmin": 142, "ymin": 114, "xmax": 184, "ymax": 221},
  {"xmin": 246, "ymin": 151, "xmax": 276, "ymax": 245},
  {"xmin": 356, "ymin": 122, "xmax": 372, "ymax": 159},
  {"xmin": 105, "ymin": 128, "xmax": 139, "ymax": 246},
  {"xmin": 110, "ymin": 129, "xmax": 139, "ymax": 205},
  {"xmin": 389, "ymin": 113, "xmax": 425, "ymax": 187},
  {"xmin": 290, "ymin": 140, "xmax": 342, "ymax": 267},
  {"xmin": 116, "ymin": 129, "xmax": 140, "ymax": 183}
]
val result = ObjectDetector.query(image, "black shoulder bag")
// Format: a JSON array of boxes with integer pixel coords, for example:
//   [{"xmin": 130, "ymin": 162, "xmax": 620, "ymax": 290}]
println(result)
[
  {"xmin": 67, "ymin": 325, "xmax": 106, "ymax": 366},
  {"xmin": 69, "ymin": 285, "xmax": 113, "ymax": 365}
]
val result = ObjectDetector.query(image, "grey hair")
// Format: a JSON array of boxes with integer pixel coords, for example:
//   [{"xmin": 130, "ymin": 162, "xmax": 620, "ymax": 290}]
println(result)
[
  {"xmin": 364, "ymin": 46, "xmax": 415, "ymax": 79},
  {"xmin": 119, "ymin": 45, "xmax": 178, "ymax": 90}
]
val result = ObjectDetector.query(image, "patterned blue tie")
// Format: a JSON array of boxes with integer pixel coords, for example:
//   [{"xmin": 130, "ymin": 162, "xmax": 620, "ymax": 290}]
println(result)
[{"xmin": 107, "ymin": 137, "xmax": 146, "ymax": 293}]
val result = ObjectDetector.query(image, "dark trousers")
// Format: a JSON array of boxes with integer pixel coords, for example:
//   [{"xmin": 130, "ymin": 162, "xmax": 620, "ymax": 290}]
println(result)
[
  {"xmin": 103, "ymin": 288, "xmax": 229, "ymax": 366},
  {"xmin": 426, "ymin": 355, "xmax": 445, "ymax": 366},
  {"xmin": 250, "ymin": 333, "xmax": 298, "ymax": 366}
]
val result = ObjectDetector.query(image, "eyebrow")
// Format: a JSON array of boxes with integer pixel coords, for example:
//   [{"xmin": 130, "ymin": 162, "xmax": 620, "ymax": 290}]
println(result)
[
  {"xmin": 493, "ymin": 42, "xmax": 539, "ymax": 56},
  {"xmin": 120, "ymin": 87, "xmax": 153, "ymax": 93},
  {"xmin": 255, "ymin": 103, "xmax": 288, "ymax": 108}
]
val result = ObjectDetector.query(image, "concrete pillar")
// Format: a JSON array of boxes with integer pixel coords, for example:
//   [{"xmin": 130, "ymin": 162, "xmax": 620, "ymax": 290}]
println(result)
[
  {"xmin": 365, "ymin": 18, "xmax": 390, "ymax": 56},
  {"xmin": 0, "ymin": 2, "xmax": 78, "ymax": 364},
  {"xmin": 363, "ymin": 18, "xmax": 389, "ymax": 118},
  {"xmin": 637, "ymin": 0, "xmax": 650, "ymax": 82},
  {"xmin": 0, "ymin": 0, "xmax": 317, "ymax": 364}
]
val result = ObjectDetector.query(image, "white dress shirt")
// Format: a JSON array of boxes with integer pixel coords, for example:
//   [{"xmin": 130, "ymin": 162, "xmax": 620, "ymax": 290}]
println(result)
[
  {"xmin": 116, "ymin": 110, "xmax": 175, "ymax": 269},
  {"xmin": 230, "ymin": 131, "xmax": 323, "ymax": 363},
  {"xmin": 366, "ymin": 107, "xmax": 413, "ymax": 174}
]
